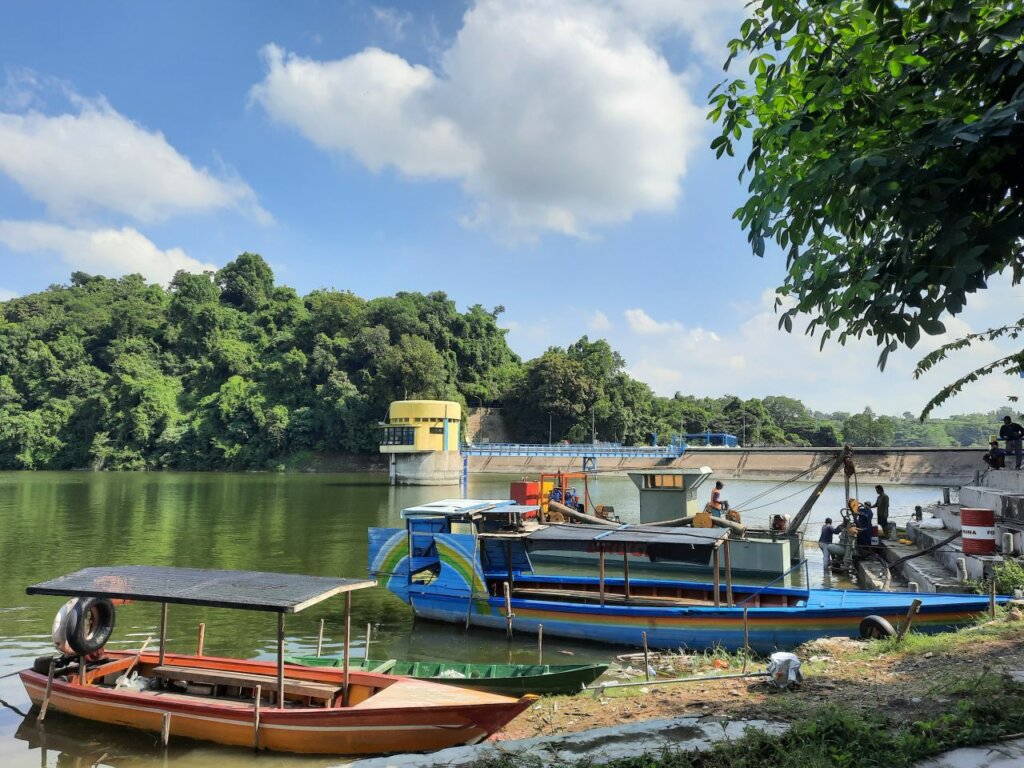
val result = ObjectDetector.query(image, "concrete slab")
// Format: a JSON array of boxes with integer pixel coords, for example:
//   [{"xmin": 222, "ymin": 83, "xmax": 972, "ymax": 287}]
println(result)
[
  {"xmin": 913, "ymin": 737, "xmax": 1024, "ymax": 767},
  {"xmin": 342, "ymin": 716, "xmax": 788, "ymax": 768}
]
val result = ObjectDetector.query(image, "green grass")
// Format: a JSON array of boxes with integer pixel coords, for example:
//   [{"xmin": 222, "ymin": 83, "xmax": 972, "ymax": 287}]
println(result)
[{"xmin": 472, "ymin": 672, "xmax": 1024, "ymax": 768}]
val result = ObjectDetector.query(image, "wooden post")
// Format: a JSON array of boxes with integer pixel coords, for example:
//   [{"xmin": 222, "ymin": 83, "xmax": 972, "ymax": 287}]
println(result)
[
  {"xmin": 642, "ymin": 631, "xmax": 650, "ymax": 682},
  {"xmin": 712, "ymin": 546, "xmax": 721, "ymax": 608},
  {"xmin": 599, "ymin": 546, "xmax": 606, "ymax": 608},
  {"xmin": 989, "ymin": 579, "xmax": 997, "ymax": 619},
  {"xmin": 343, "ymin": 593, "xmax": 352, "ymax": 706},
  {"xmin": 365, "ymin": 622, "xmax": 372, "ymax": 664},
  {"xmin": 196, "ymin": 623, "xmax": 205, "ymax": 656},
  {"xmin": 316, "ymin": 618, "xmax": 325, "ymax": 658},
  {"xmin": 158, "ymin": 603, "xmax": 168, "ymax": 666},
  {"xmin": 276, "ymin": 612, "xmax": 285, "ymax": 709},
  {"xmin": 538, "ymin": 624, "xmax": 544, "ymax": 664},
  {"xmin": 37, "ymin": 658, "xmax": 55, "ymax": 722},
  {"xmin": 724, "ymin": 539, "xmax": 734, "ymax": 607},
  {"xmin": 623, "ymin": 550, "xmax": 631, "ymax": 601},
  {"xmin": 897, "ymin": 599, "xmax": 923, "ymax": 642},
  {"xmin": 742, "ymin": 607, "xmax": 750, "ymax": 673},
  {"xmin": 161, "ymin": 712, "xmax": 171, "ymax": 747},
  {"xmin": 252, "ymin": 685, "xmax": 261, "ymax": 751},
  {"xmin": 503, "ymin": 581, "xmax": 513, "ymax": 639},
  {"xmin": 79, "ymin": 655, "xmax": 87, "ymax": 686}
]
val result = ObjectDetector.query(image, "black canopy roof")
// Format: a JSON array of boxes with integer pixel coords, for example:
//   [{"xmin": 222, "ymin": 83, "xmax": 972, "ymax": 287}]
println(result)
[{"xmin": 27, "ymin": 566, "xmax": 376, "ymax": 613}]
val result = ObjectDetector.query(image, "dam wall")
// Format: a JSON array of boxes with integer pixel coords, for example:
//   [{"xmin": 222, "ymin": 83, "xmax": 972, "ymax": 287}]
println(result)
[{"xmin": 467, "ymin": 447, "xmax": 983, "ymax": 486}]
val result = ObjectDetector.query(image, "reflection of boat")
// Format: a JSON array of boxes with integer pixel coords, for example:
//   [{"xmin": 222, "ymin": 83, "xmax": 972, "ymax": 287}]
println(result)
[
  {"xmin": 369, "ymin": 509, "xmax": 1007, "ymax": 654},
  {"xmin": 290, "ymin": 657, "xmax": 608, "ymax": 696},
  {"xmin": 19, "ymin": 566, "xmax": 534, "ymax": 755}
]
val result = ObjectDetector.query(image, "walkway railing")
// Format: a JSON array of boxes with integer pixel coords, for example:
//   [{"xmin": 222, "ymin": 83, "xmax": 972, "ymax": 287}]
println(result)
[{"xmin": 461, "ymin": 442, "xmax": 686, "ymax": 458}]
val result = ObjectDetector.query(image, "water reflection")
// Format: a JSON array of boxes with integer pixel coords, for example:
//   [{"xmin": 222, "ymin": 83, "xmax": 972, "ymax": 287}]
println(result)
[{"xmin": 0, "ymin": 470, "xmax": 947, "ymax": 766}]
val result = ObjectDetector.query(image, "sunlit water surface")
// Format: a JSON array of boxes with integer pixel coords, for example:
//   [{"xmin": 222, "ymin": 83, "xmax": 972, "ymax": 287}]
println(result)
[{"xmin": 0, "ymin": 471, "xmax": 946, "ymax": 766}]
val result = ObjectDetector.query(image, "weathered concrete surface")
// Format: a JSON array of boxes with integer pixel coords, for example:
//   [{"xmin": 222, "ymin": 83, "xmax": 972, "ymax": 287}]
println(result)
[
  {"xmin": 470, "ymin": 448, "xmax": 984, "ymax": 485},
  {"xmin": 913, "ymin": 737, "xmax": 1024, "ymax": 767},
  {"xmin": 343, "ymin": 716, "xmax": 788, "ymax": 768}
]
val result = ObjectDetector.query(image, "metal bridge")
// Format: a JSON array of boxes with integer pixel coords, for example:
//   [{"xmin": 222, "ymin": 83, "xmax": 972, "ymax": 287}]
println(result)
[{"xmin": 461, "ymin": 442, "xmax": 685, "ymax": 459}]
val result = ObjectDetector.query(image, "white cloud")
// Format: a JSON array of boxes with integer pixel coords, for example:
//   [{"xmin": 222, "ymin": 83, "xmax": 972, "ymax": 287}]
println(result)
[
  {"xmin": 624, "ymin": 308, "xmax": 685, "ymax": 335},
  {"xmin": 0, "ymin": 221, "xmax": 215, "ymax": 286},
  {"xmin": 0, "ymin": 92, "xmax": 268, "ymax": 224},
  {"xmin": 372, "ymin": 6, "xmax": 413, "ymax": 40},
  {"xmin": 252, "ymin": 0, "xmax": 718, "ymax": 238},
  {"xmin": 588, "ymin": 310, "xmax": 612, "ymax": 332},
  {"xmin": 627, "ymin": 280, "xmax": 1024, "ymax": 416}
]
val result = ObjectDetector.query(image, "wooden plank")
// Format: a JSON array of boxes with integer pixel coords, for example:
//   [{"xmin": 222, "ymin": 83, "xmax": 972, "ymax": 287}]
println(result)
[
  {"xmin": 150, "ymin": 665, "xmax": 339, "ymax": 701},
  {"xmin": 369, "ymin": 659, "xmax": 397, "ymax": 673}
]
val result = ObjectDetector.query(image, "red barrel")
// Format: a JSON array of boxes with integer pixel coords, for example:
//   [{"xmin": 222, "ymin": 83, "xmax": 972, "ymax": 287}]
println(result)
[
  {"xmin": 510, "ymin": 481, "xmax": 540, "ymax": 507},
  {"xmin": 961, "ymin": 508, "xmax": 996, "ymax": 555}
]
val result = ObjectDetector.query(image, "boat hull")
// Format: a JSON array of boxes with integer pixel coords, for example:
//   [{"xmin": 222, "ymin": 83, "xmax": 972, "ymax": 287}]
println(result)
[
  {"xmin": 408, "ymin": 588, "xmax": 999, "ymax": 654},
  {"xmin": 290, "ymin": 657, "xmax": 608, "ymax": 696},
  {"xmin": 20, "ymin": 653, "xmax": 533, "ymax": 755}
]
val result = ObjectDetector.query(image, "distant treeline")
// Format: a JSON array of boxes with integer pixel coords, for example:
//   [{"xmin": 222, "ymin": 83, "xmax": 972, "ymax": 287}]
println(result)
[{"xmin": 0, "ymin": 254, "xmax": 1009, "ymax": 470}]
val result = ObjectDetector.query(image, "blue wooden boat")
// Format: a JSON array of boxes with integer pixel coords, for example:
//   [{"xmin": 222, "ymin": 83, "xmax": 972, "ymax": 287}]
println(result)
[{"xmin": 368, "ymin": 500, "xmax": 1007, "ymax": 655}]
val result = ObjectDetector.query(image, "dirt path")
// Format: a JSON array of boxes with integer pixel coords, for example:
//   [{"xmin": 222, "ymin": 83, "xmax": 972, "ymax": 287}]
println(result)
[{"xmin": 497, "ymin": 618, "xmax": 1024, "ymax": 741}]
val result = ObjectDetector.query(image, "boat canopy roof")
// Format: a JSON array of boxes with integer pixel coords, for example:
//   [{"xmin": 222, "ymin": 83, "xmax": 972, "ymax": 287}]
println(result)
[
  {"xmin": 401, "ymin": 499, "xmax": 515, "ymax": 518},
  {"xmin": 520, "ymin": 523, "xmax": 729, "ymax": 552},
  {"xmin": 27, "ymin": 566, "xmax": 376, "ymax": 613}
]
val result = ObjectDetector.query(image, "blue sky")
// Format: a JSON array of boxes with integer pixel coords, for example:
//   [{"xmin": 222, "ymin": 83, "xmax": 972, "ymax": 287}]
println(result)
[{"xmin": 0, "ymin": 1, "xmax": 1019, "ymax": 415}]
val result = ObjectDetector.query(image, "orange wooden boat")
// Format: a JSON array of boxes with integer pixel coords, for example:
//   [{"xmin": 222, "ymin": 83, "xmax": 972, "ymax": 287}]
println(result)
[{"xmin": 20, "ymin": 566, "xmax": 533, "ymax": 755}]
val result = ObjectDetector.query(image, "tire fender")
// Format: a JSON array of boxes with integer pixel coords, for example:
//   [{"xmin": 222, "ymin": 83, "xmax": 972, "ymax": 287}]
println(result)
[
  {"xmin": 51, "ymin": 598, "xmax": 79, "ymax": 656},
  {"xmin": 65, "ymin": 597, "xmax": 116, "ymax": 656},
  {"xmin": 859, "ymin": 614, "xmax": 896, "ymax": 639}
]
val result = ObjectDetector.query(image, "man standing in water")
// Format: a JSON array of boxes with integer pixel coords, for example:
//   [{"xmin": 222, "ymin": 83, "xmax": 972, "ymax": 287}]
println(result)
[
  {"xmin": 874, "ymin": 485, "xmax": 890, "ymax": 538},
  {"xmin": 818, "ymin": 517, "xmax": 842, "ymax": 575}
]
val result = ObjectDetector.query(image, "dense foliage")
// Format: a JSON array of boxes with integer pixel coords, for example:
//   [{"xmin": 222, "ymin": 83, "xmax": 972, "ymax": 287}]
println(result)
[
  {"xmin": 711, "ymin": 0, "xmax": 1024, "ymax": 415},
  {"xmin": 0, "ymin": 257, "xmax": 1011, "ymax": 470}
]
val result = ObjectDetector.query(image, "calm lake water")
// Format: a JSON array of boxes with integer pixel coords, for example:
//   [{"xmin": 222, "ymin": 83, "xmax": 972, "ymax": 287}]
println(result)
[{"xmin": 0, "ymin": 471, "xmax": 946, "ymax": 767}]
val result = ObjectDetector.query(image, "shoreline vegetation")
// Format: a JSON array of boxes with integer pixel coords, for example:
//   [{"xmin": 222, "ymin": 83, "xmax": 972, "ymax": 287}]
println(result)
[
  {"xmin": 482, "ymin": 610, "xmax": 1024, "ymax": 767},
  {"xmin": 0, "ymin": 255, "xmax": 1014, "ymax": 472}
]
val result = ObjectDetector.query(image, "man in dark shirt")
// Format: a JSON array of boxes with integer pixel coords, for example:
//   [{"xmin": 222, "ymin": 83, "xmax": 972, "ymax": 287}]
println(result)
[
  {"xmin": 856, "ymin": 502, "xmax": 874, "ymax": 547},
  {"xmin": 984, "ymin": 440, "xmax": 1006, "ymax": 470},
  {"xmin": 1000, "ymin": 416, "xmax": 1024, "ymax": 470},
  {"xmin": 874, "ymin": 485, "xmax": 890, "ymax": 538},
  {"xmin": 818, "ymin": 517, "xmax": 842, "ymax": 574}
]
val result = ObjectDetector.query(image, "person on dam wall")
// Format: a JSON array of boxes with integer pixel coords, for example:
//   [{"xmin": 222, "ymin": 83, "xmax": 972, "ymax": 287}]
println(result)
[
  {"xmin": 984, "ymin": 439, "xmax": 1007, "ymax": 470},
  {"xmin": 874, "ymin": 485, "xmax": 891, "ymax": 539},
  {"xmin": 999, "ymin": 415, "xmax": 1024, "ymax": 470}
]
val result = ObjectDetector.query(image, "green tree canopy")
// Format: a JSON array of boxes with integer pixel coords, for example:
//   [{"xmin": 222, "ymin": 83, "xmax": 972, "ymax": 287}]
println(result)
[{"xmin": 712, "ymin": 0, "xmax": 1024, "ymax": 414}]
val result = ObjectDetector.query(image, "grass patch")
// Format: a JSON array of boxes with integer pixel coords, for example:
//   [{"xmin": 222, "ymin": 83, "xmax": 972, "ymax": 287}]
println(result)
[{"xmin": 473, "ymin": 672, "xmax": 1024, "ymax": 768}]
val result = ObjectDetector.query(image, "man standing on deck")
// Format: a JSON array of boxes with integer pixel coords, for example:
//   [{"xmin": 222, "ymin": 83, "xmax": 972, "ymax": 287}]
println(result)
[
  {"xmin": 999, "ymin": 416, "xmax": 1024, "ymax": 470},
  {"xmin": 818, "ymin": 517, "xmax": 842, "ymax": 575},
  {"xmin": 874, "ymin": 485, "xmax": 890, "ymax": 538},
  {"xmin": 709, "ymin": 481, "xmax": 726, "ymax": 518}
]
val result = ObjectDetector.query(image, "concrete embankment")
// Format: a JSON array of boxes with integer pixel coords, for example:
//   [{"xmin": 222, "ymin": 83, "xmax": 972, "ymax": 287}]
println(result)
[{"xmin": 468, "ymin": 447, "xmax": 983, "ymax": 486}]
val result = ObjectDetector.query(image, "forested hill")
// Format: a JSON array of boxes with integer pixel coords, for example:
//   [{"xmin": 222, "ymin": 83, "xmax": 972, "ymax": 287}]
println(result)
[{"xmin": 0, "ymin": 254, "xmax": 1006, "ymax": 470}]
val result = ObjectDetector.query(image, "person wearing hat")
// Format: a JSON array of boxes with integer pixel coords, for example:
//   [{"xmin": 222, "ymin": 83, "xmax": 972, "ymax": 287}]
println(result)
[{"xmin": 984, "ymin": 439, "xmax": 1006, "ymax": 470}]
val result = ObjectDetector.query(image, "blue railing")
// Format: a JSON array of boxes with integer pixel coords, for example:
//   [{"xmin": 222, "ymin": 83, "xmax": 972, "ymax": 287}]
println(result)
[
  {"xmin": 680, "ymin": 432, "xmax": 739, "ymax": 448},
  {"xmin": 461, "ymin": 442, "xmax": 686, "ymax": 458}
]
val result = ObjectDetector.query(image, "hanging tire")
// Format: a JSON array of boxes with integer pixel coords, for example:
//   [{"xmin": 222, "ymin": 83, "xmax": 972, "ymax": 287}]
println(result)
[
  {"xmin": 859, "ymin": 615, "xmax": 896, "ymax": 639},
  {"xmin": 52, "ymin": 598, "xmax": 80, "ymax": 655},
  {"xmin": 65, "ymin": 597, "xmax": 116, "ymax": 656}
]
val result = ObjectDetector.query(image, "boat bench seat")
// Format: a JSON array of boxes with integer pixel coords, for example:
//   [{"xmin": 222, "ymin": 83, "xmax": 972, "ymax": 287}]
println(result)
[{"xmin": 150, "ymin": 665, "xmax": 341, "ymax": 703}]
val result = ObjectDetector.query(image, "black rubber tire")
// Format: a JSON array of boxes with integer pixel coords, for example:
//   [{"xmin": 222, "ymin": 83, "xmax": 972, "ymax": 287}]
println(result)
[
  {"xmin": 859, "ymin": 614, "xmax": 896, "ymax": 640},
  {"xmin": 66, "ymin": 597, "xmax": 116, "ymax": 656}
]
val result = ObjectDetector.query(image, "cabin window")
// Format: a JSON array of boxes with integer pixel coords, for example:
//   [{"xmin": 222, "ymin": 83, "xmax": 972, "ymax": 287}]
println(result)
[{"xmin": 381, "ymin": 426, "xmax": 416, "ymax": 445}]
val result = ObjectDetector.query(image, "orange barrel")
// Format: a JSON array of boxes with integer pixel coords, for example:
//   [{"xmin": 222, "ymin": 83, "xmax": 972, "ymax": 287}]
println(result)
[
  {"xmin": 961, "ymin": 508, "xmax": 996, "ymax": 555},
  {"xmin": 510, "ymin": 481, "xmax": 540, "ymax": 507}
]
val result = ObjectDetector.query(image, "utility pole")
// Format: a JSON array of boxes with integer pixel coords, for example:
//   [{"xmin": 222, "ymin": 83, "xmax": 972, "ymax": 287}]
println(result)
[{"xmin": 548, "ymin": 413, "xmax": 552, "ymax": 446}]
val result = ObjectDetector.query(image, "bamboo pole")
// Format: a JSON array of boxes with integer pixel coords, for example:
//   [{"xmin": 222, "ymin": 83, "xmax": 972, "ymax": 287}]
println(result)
[
  {"xmin": 642, "ymin": 632, "xmax": 650, "ymax": 681},
  {"xmin": 989, "ymin": 579, "xmax": 997, "ymax": 619},
  {"xmin": 196, "ymin": 623, "xmax": 205, "ymax": 656},
  {"xmin": 623, "ymin": 550, "xmax": 631, "ymax": 600},
  {"xmin": 897, "ymin": 599, "xmax": 923, "ymax": 642},
  {"xmin": 277, "ymin": 613, "xmax": 286, "ymax": 708},
  {"xmin": 599, "ymin": 546, "xmax": 606, "ymax": 608},
  {"xmin": 316, "ymin": 618, "xmax": 325, "ymax": 658},
  {"xmin": 537, "ymin": 624, "xmax": 543, "ymax": 664},
  {"xmin": 723, "ymin": 539, "xmax": 734, "ymax": 607},
  {"xmin": 712, "ymin": 547, "xmax": 721, "ymax": 608},
  {"xmin": 252, "ymin": 685, "xmax": 261, "ymax": 751},
  {"xmin": 158, "ymin": 603, "xmax": 168, "ymax": 666},
  {"xmin": 161, "ymin": 713, "xmax": 171, "ymax": 747},
  {"xmin": 742, "ymin": 607, "xmax": 750, "ymax": 673},
  {"xmin": 37, "ymin": 658, "xmax": 55, "ymax": 723},
  {"xmin": 503, "ymin": 581, "xmax": 513, "ymax": 639},
  {"xmin": 365, "ymin": 622, "xmax": 372, "ymax": 663},
  {"xmin": 343, "ymin": 593, "xmax": 352, "ymax": 706}
]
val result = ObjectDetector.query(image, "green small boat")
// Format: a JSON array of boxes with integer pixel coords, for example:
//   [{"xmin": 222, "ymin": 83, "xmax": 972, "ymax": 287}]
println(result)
[{"xmin": 288, "ymin": 657, "xmax": 608, "ymax": 696}]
